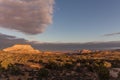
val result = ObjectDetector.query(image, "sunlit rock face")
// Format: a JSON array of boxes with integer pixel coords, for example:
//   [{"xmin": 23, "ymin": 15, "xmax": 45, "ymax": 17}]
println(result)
[
  {"xmin": 80, "ymin": 49, "xmax": 92, "ymax": 54},
  {"xmin": 3, "ymin": 44, "xmax": 40, "ymax": 53}
]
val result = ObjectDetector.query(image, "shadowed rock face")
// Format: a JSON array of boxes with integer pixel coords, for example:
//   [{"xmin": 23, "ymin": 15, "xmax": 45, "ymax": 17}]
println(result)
[{"xmin": 3, "ymin": 44, "xmax": 40, "ymax": 53}]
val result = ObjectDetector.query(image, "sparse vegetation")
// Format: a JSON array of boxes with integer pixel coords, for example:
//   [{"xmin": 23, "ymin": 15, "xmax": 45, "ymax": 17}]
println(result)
[{"xmin": 0, "ymin": 50, "xmax": 120, "ymax": 80}]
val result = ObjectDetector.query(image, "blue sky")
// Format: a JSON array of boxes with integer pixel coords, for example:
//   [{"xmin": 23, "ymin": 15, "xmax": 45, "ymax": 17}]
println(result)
[{"xmin": 1, "ymin": 0, "xmax": 120, "ymax": 43}]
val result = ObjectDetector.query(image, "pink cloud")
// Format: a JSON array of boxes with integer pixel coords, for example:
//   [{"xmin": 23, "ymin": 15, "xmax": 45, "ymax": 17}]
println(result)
[{"xmin": 0, "ymin": 0, "xmax": 54, "ymax": 35}]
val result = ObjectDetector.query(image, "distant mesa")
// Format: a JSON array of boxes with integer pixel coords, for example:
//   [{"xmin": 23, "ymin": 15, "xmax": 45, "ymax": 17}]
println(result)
[
  {"xmin": 80, "ymin": 49, "xmax": 92, "ymax": 54},
  {"xmin": 74, "ymin": 49, "xmax": 92, "ymax": 54},
  {"xmin": 3, "ymin": 44, "xmax": 40, "ymax": 53}
]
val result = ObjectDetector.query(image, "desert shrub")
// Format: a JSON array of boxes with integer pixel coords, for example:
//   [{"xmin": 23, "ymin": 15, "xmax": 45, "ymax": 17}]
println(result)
[
  {"xmin": 87, "ymin": 65, "xmax": 94, "ymax": 72},
  {"xmin": 75, "ymin": 66, "xmax": 84, "ymax": 72},
  {"xmin": 84, "ymin": 60, "xmax": 110, "ymax": 80},
  {"xmin": 0, "ymin": 61, "xmax": 5, "ymax": 73},
  {"xmin": 96, "ymin": 65, "xmax": 110, "ymax": 80},
  {"xmin": 39, "ymin": 60, "xmax": 43, "ymax": 63},
  {"xmin": 27, "ymin": 78, "xmax": 34, "ymax": 80},
  {"xmin": 111, "ymin": 60, "xmax": 120, "ymax": 67},
  {"xmin": 45, "ymin": 60, "xmax": 61, "ymax": 70},
  {"xmin": 63, "ymin": 62, "xmax": 74, "ymax": 69},
  {"xmin": 103, "ymin": 61, "xmax": 111, "ymax": 68},
  {"xmin": 55, "ymin": 58, "xmax": 63, "ymax": 62},
  {"xmin": 116, "ymin": 72, "xmax": 120, "ymax": 80},
  {"xmin": 7, "ymin": 64, "xmax": 22, "ymax": 76},
  {"xmin": 37, "ymin": 68, "xmax": 49, "ymax": 77}
]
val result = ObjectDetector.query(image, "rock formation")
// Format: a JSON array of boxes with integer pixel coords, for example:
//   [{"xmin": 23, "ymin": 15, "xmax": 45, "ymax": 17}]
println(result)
[
  {"xmin": 3, "ymin": 44, "xmax": 40, "ymax": 53},
  {"xmin": 80, "ymin": 49, "xmax": 92, "ymax": 54}
]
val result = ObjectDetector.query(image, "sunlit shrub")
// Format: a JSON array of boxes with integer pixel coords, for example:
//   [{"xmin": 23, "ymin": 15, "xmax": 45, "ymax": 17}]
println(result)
[{"xmin": 103, "ymin": 61, "xmax": 111, "ymax": 68}]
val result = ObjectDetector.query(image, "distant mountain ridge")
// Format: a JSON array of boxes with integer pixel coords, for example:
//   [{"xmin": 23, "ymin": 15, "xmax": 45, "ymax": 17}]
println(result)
[{"xmin": 3, "ymin": 44, "xmax": 40, "ymax": 53}]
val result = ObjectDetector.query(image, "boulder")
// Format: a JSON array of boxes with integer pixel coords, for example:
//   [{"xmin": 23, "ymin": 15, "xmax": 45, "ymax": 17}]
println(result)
[{"xmin": 109, "ymin": 68, "xmax": 120, "ymax": 78}]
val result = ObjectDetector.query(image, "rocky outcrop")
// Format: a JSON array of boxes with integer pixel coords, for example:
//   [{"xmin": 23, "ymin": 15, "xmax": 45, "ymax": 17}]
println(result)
[
  {"xmin": 3, "ymin": 44, "xmax": 40, "ymax": 53},
  {"xmin": 110, "ymin": 68, "xmax": 120, "ymax": 78},
  {"xmin": 80, "ymin": 49, "xmax": 92, "ymax": 54}
]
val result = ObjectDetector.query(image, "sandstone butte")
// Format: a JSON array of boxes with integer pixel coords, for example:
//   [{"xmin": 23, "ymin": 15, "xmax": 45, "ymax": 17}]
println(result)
[{"xmin": 3, "ymin": 44, "xmax": 41, "ymax": 53}]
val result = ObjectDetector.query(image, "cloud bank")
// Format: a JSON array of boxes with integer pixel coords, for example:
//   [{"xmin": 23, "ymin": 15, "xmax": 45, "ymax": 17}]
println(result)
[
  {"xmin": 104, "ymin": 32, "xmax": 120, "ymax": 36},
  {"xmin": 0, "ymin": 0, "xmax": 54, "ymax": 34},
  {"xmin": 1, "ymin": 33, "xmax": 120, "ymax": 51},
  {"xmin": 0, "ymin": 33, "xmax": 28, "ymax": 49}
]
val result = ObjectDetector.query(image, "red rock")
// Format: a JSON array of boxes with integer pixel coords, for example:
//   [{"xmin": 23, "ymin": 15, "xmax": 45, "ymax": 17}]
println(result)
[{"xmin": 3, "ymin": 44, "xmax": 40, "ymax": 53}]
